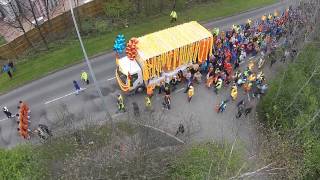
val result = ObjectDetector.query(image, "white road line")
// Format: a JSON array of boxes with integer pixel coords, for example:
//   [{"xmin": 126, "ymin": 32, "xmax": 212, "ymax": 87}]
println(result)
[
  {"xmin": 249, "ymin": 56, "xmax": 256, "ymax": 59},
  {"xmin": 0, "ymin": 118, "xmax": 9, "ymax": 122},
  {"xmin": 175, "ymin": 88, "xmax": 185, "ymax": 93},
  {"xmin": 107, "ymin": 77, "xmax": 116, "ymax": 81},
  {"xmin": 140, "ymin": 124, "xmax": 185, "ymax": 144},
  {"xmin": 44, "ymin": 88, "xmax": 87, "ymax": 105},
  {"xmin": 111, "ymin": 113, "xmax": 122, "ymax": 118}
]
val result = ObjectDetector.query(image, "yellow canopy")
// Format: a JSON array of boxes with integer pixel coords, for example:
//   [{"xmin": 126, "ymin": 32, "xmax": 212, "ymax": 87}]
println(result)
[{"xmin": 137, "ymin": 21, "xmax": 212, "ymax": 62}]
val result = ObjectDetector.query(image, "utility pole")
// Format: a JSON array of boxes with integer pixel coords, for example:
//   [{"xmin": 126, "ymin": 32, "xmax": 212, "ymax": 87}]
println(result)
[{"xmin": 67, "ymin": 0, "xmax": 114, "ymax": 129}]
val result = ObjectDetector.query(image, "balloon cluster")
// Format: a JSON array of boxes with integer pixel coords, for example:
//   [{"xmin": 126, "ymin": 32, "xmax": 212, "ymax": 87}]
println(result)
[
  {"xmin": 113, "ymin": 34, "xmax": 126, "ymax": 54},
  {"xmin": 126, "ymin": 38, "xmax": 139, "ymax": 61}
]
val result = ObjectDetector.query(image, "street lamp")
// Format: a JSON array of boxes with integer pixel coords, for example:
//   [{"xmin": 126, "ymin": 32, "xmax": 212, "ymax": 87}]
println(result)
[{"xmin": 67, "ymin": 0, "xmax": 114, "ymax": 128}]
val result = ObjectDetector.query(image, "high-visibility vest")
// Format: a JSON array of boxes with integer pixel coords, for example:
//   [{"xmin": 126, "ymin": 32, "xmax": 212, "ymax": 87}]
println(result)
[
  {"xmin": 170, "ymin": 11, "xmax": 177, "ymax": 18},
  {"xmin": 216, "ymin": 79, "xmax": 223, "ymax": 89},
  {"xmin": 248, "ymin": 74, "xmax": 256, "ymax": 82},
  {"xmin": 81, "ymin": 72, "xmax": 88, "ymax": 81},
  {"xmin": 118, "ymin": 95, "xmax": 124, "ymax": 105},
  {"xmin": 145, "ymin": 97, "xmax": 151, "ymax": 106},
  {"xmin": 188, "ymin": 86, "xmax": 194, "ymax": 97},
  {"xmin": 231, "ymin": 88, "xmax": 238, "ymax": 99}
]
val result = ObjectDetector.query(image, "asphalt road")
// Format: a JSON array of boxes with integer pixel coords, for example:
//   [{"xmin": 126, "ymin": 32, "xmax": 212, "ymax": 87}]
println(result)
[{"xmin": 0, "ymin": 0, "xmax": 294, "ymax": 149}]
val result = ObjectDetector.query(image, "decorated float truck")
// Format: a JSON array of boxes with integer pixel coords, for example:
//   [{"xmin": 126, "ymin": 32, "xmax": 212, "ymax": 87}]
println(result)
[{"xmin": 116, "ymin": 21, "xmax": 213, "ymax": 93}]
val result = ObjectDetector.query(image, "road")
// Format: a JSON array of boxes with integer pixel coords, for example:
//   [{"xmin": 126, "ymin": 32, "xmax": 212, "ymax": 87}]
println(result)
[{"xmin": 0, "ymin": 0, "xmax": 294, "ymax": 149}]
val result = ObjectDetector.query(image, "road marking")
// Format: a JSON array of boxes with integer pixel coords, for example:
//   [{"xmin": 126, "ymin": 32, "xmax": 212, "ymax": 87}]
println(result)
[
  {"xmin": 140, "ymin": 124, "xmax": 185, "ymax": 144},
  {"xmin": 175, "ymin": 88, "xmax": 185, "ymax": 93},
  {"xmin": 249, "ymin": 56, "xmax": 256, "ymax": 59},
  {"xmin": 0, "ymin": 118, "xmax": 9, "ymax": 122},
  {"xmin": 107, "ymin": 77, "xmax": 116, "ymax": 81},
  {"xmin": 111, "ymin": 113, "xmax": 122, "ymax": 118},
  {"xmin": 44, "ymin": 88, "xmax": 87, "ymax": 105}
]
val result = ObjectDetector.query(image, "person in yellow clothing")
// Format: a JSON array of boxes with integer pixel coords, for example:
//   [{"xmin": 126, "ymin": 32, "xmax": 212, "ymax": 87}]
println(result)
[
  {"xmin": 145, "ymin": 96, "xmax": 152, "ymax": 110},
  {"xmin": 147, "ymin": 85, "xmax": 154, "ymax": 97},
  {"xmin": 187, "ymin": 85, "xmax": 194, "ymax": 102},
  {"xmin": 117, "ymin": 94, "xmax": 125, "ymax": 112},
  {"xmin": 248, "ymin": 73, "xmax": 256, "ymax": 82},
  {"xmin": 230, "ymin": 84, "xmax": 238, "ymax": 101},
  {"xmin": 80, "ymin": 71, "xmax": 89, "ymax": 85},
  {"xmin": 170, "ymin": 10, "xmax": 177, "ymax": 23}
]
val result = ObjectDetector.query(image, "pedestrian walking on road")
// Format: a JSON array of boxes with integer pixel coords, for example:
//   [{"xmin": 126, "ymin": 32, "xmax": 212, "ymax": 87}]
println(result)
[
  {"xmin": 162, "ymin": 94, "xmax": 171, "ymax": 110},
  {"xmin": 2, "ymin": 106, "xmax": 13, "ymax": 118},
  {"xmin": 158, "ymin": 81, "xmax": 165, "ymax": 94},
  {"xmin": 147, "ymin": 85, "xmax": 154, "ymax": 97},
  {"xmin": 117, "ymin": 94, "xmax": 126, "ymax": 113},
  {"xmin": 236, "ymin": 103, "xmax": 245, "ymax": 119},
  {"xmin": 175, "ymin": 123, "xmax": 185, "ymax": 136},
  {"xmin": 237, "ymin": 99, "xmax": 245, "ymax": 108},
  {"xmin": 80, "ymin": 71, "xmax": 89, "ymax": 85},
  {"xmin": 73, "ymin": 80, "xmax": 81, "ymax": 95},
  {"xmin": 145, "ymin": 96, "xmax": 152, "ymax": 110},
  {"xmin": 230, "ymin": 84, "xmax": 238, "ymax": 101},
  {"xmin": 214, "ymin": 78, "xmax": 223, "ymax": 94},
  {"xmin": 187, "ymin": 85, "xmax": 194, "ymax": 102},
  {"xmin": 244, "ymin": 107, "xmax": 253, "ymax": 117},
  {"xmin": 216, "ymin": 100, "xmax": 228, "ymax": 113}
]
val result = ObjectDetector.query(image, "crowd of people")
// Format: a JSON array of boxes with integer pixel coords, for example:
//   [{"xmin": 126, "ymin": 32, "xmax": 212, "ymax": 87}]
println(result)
[
  {"xmin": 1, "ymin": 7, "xmax": 301, "ymax": 140},
  {"xmin": 117, "ymin": 8, "xmax": 297, "ymax": 120}
]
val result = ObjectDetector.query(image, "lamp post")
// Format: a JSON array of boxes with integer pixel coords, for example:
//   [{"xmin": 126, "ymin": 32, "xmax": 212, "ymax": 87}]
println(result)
[{"xmin": 67, "ymin": 0, "xmax": 114, "ymax": 128}]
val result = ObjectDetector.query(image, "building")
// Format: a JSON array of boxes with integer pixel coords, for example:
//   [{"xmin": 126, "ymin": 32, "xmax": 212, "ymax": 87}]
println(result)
[
  {"xmin": 0, "ymin": 0, "xmax": 19, "ymax": 22},
  {"xmin": 31, "ymin": 0, "xmax": 60, "ymax": 18},
  {"xmin": 0, "ymin": 0, "xmax": 60, "ymax": 22}
]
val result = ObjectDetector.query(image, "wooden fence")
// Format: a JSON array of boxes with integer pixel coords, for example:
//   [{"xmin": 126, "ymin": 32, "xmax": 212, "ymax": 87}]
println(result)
[{"xmin": 0, "ymin": 0, "xmax": 105, "ymax": 63}]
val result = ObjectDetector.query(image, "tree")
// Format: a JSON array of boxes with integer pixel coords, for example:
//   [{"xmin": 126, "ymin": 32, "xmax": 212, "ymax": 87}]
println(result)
[
  {"xmin": 2, "ymin": 0, "xmax": 35, "ymax": 50},
  {"xmin": 22, "ymin": 0, "xmax": 49, "ymax": 50}
]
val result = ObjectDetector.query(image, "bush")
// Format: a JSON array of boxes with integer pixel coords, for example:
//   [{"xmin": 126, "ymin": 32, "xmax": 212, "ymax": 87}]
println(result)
[{"xmin": 258, "ymin": 43, "xmax": 320, "ymax": 179}]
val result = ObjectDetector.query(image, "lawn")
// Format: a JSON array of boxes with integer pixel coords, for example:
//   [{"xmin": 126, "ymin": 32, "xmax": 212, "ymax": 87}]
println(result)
[{"xmin": 0, "ymin": 0, "xmax": 277, "ymax": 94}]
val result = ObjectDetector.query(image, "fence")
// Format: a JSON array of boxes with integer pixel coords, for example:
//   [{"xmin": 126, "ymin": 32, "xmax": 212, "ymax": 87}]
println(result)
[{"xmin": 0, "ymin": 0, "xmax": 105, "ymax": 63}]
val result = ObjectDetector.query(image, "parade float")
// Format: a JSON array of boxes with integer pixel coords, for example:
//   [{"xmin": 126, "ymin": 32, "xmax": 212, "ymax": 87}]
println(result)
[{"xmin": 114, "ymin": 21, "xmax": 213, "ymax": 92}]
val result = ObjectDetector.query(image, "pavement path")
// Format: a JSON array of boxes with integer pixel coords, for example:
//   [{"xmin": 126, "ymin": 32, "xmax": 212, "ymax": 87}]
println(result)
[{"xmin": 0, "ymin": 0, "xmax": 294, "ymax": 149}]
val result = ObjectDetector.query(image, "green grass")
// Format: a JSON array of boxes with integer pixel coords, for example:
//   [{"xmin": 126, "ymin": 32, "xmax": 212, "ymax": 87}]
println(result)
[
  {"xmin": 0, "ymin": 0, "xmax": 277, "ymax": 94},
  {"xmin": 0, "ymin": 124, "xmax": 113, "ymax": 179},
  {"xmin": 169, "ymin": 142, "xmax": 245, "ymax": 179},
  {"xmin": 0, "ymin": 36, "xmax": 5, "ymax": 45}
]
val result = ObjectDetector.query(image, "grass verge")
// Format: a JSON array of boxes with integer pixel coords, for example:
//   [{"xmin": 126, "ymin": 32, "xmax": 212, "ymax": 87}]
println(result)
[
  {"xmin": 0, "ymin": 0, "xmax": 277, "ymax": 94},
  {"xmin": 169, "ymin": 142, "xmax": 245, "ymax": 179}
]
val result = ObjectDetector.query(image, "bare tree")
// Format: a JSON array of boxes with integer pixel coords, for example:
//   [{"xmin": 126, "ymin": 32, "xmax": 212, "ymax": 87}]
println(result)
[
  {"xmin": 22, "ymin": 0, "xmax": 49, "ymax": 50},
  {"xmin": 3, "ymin": 0, "xmax": 35, "ymax": 50}
]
